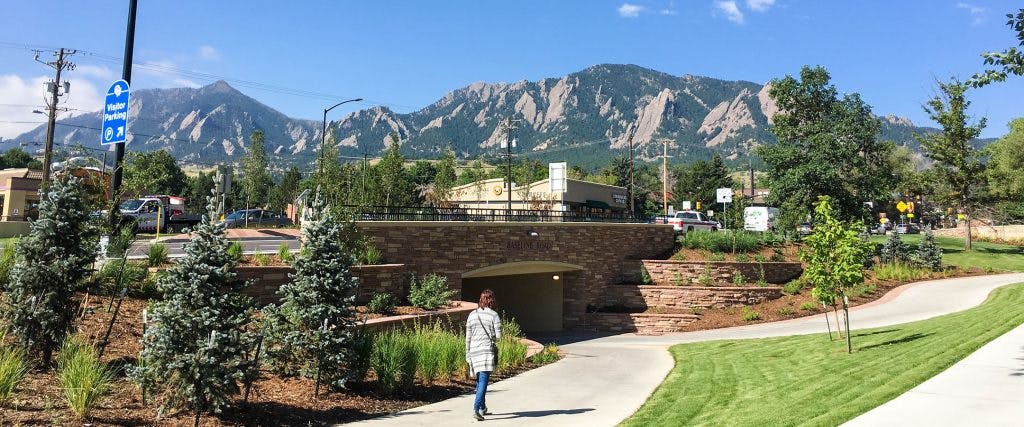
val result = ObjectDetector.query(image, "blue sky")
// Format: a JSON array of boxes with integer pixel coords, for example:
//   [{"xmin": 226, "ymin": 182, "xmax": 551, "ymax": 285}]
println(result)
[{"xmin": 1, "ymin": 0, "xmax": 1020, "ymax": 139}]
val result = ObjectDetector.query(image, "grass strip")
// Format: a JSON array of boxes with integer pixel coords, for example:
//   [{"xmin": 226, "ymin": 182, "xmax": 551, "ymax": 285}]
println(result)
[{"xmin": 623, "ymin": 282, "xmax": 1024, "ymax": 426}]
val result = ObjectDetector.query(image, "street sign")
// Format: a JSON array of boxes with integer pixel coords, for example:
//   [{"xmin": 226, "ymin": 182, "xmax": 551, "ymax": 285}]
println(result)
[
  {"xmin": 896, "ymin": 201, "xmax": 909, "ymax": 213},
  {"xmin": 101, "ymin": 80, "xmax": 130, "ymax": 145},
  {"xmin": 716, "ymin": 188, "xmax": 733, "ymax": 203},
  {"xmin": 682, "ymin": 201, "xmax": 691, "ymax": 210}
]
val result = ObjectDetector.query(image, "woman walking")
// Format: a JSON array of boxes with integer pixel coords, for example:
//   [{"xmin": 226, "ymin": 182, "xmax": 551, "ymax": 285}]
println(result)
[{"xmin": 466, "ymin": 289, "xmax": 501, "ymax": 421}]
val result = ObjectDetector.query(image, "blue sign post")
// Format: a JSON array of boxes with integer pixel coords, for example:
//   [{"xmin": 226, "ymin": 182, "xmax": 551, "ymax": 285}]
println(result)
[{"xmin": 101, "ymin": 80, "xmax": 130, "ymax": 145}]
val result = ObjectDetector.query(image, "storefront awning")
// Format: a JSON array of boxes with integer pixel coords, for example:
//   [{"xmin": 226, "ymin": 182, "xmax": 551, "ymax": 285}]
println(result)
[{"xmin": 585, "ymin": 200, "xmax": 611, "ymax": 209}]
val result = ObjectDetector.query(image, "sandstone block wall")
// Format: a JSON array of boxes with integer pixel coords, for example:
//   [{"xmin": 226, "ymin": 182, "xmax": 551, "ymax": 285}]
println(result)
[
  {"xmin": 603, "ymin": 285, "xmax": 783, "ymax": 310},
  {"xmin": 237, "ymin": 264, "xmax": 409, "ymax": 305},
  {"xmin": 580, "ymin": 312, "xmax": 700, "ymax": 334},
  {"xmin": 641, "ymin": 260, "xmax": 802, "ymax": 286}
]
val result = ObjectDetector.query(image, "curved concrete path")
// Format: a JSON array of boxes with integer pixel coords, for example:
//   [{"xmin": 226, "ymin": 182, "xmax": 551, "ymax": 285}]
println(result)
[{"xmin": 349, "ymin": 273, "xmax": 1024, "ymax": 426}]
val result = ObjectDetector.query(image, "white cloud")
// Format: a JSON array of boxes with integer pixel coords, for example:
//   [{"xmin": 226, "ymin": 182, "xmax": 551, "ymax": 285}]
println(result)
[
  {"xmin": 715, "ymin": 1, "xmax": 744, "ymax": 24},
  {"xmin": 0, "ymin": 74, "xmax": 103, "ymax": 140},
  {"xmin": 956, "ymin": 2, "xmax": 986, "ymax": 25},
  {"xmin": 618, "ymin": 3, "xmax": 644, "ymax": 18},
  {"xmin": 746, "ymin": 0, "xmax": 775, "ymax": 12},
  {"xmin": 75, "ymin": 65, "xmax": 115, "ymax": 81},
  {"xmin": 198, "ymin": 45, "xmax": 220, "ymax": 61}
]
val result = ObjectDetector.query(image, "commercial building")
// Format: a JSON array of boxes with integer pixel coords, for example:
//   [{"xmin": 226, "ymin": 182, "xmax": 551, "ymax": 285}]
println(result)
[{"xmin": 450, "ymin": 177, "xmax": 630, "ymax": 215}]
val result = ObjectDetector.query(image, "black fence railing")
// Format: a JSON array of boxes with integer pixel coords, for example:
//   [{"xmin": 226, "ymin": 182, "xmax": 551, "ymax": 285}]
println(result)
[{"xmin": 343, "ymin": 205, "xmax": 645, "ymax": 223}]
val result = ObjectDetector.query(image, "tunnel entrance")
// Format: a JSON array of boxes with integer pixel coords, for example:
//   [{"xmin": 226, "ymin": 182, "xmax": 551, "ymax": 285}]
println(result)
[{"xmin": 461, "ymin": 261, "xmax": 582, "ymax": 332}]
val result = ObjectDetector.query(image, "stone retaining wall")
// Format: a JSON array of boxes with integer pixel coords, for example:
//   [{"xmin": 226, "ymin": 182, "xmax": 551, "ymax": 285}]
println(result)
[
  {"xmin": 642, "ymin": 260, "xmax": 802, "ymax": 286},
  {"xmin": 581, "ymin": 312, "xmax": 700, "ymax": 334},
  {"xmin": 361, "ymin": 301, "xmax": 477, "ymax": 332},
  {"xmin": 604, "ymin": 285, "xmax": 783, "ymax": 310},
  {"xmin": 236, "ymin": 264, "xmax": 408, "ymax": 305}
]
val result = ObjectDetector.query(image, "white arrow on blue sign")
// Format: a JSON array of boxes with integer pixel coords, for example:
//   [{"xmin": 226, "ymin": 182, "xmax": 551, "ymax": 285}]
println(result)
[{"xmin": 101, "ymin": 80, "xmax": 130, "ymax": 145}]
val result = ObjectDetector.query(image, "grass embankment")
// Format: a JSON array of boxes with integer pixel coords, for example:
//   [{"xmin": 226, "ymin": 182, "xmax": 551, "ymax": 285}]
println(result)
[
  {"xmin": 870, "ymin": 234, "xmax": 1024, "ymax": 272},
  {"xmin": 622, "ymin": 282, "xmax": 1024, "ymax": 426}
]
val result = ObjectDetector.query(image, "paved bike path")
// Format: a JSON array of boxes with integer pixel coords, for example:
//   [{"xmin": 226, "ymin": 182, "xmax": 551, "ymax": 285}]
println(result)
[{"xmin": 348, "ymin": 274, "xmax": 1024, "ymax": 426}]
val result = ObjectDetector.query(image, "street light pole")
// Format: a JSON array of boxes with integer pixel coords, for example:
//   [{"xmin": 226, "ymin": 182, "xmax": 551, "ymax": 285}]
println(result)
[{"xmin": 319, "ymin": 98, "xmax": 363, "ymax": 176}]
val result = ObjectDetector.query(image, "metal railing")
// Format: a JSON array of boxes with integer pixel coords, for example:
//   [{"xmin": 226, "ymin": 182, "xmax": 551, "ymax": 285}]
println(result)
[{"xmin": 343, "ymin": 205, "xmax": 645, "ymax": 223}]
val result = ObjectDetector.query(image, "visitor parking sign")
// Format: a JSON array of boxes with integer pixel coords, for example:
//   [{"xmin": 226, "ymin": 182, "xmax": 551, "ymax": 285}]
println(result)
[{"xmin": 101, "ymin": 80, "xmax": 130, "ymax": 145}]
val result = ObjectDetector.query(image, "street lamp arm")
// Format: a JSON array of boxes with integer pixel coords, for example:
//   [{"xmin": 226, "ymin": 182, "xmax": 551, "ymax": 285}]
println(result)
[
  {"xmin": 325, "ymin": 98, "xmax": 364, "ymax": 114},
  {"xmin": 319, "ymin": 98, "xmax": 364, "ymax": 175}
]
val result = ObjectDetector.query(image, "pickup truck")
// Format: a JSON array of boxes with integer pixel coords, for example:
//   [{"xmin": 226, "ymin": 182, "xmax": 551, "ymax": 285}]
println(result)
[
  {"xmin": 119, "ymin": 195, "xmax": 203, "ymax": 234},
  {"xmin": 652, "ymin": 210, "xmax": 721, "ymax": 233}
]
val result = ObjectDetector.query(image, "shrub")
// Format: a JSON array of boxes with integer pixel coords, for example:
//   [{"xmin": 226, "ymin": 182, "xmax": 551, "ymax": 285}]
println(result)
[
  {"xmin": 367, "ymin": 292, "xmax": 397, "ymax": 315},
  {"xmin": 132, "ymin": 194, "xmax": 257, "ymax": 416},
  {"xmin": 682, "ymin": 230, "xmax": 761, "ymax": 253},
  {"xmin": 348, "ymin": 327, "xmax": 373, "ymax": 383},
  {"xmin": 57, "ymin": 337, "xmax": 113, "ymax": 420},
  {"xmin": 799, "ymin": 301, "xmax": 818, "ymax": 311},
  {"xmin": 408, "ymin": 274, "xmax": 456, "ymax": 310},
  {"xmin": 874, "ymin": 262, "xmax": 931, "ymax": 282},
  {"xmin": 916, "ymin": 227, "xmax": 943, "ymax": 271},
  {"xmin": 671, "ymin": 271, "xmax": 684, "ymax": 286},
  {"xmin": 251, "ymin": 253, "xmax": 271, "ymax": 266},
  {"xmin": 848, "ymin": 282, "xmax": 878, "ymax": 299},
  {"xmin": 783, "ymin": 280, "xmax": 804, "ymax": 295},
  {"xmin": 778, "ymin": 307, "xmax": 795, "ymax": 316},
  {"xmin": 752, "ymin": 254, "xmax": 767, "ymax": 263},
  {"xmin": 147, "ymin": 243, "xmax": 168, "ymax": 268},
  {"xmin": 735, "ymin": 253, "xmax": 750, "ymax": 263},
  {"xmin": 639, "ymin": 266, "xmax": 653, "ymax": 285},
  {"xmin": 502, "ymin": 316, "xmax": 523, "ymax": 339},
  {"xmin": 370, "ymin": 330, "xmax": 416, "ymax": 393},
  {"xmin": 0, "ymin": 238, "xmax": 18, "ymax": 287},
  {"xmin": 0, "ymin": 343, "xmax": 27, "ymax": 406},
  {"xmin": 266, "ymin": 192, "xmax": 360, "ymax": 390},
  {"xmin": 741, "ymin": 307, "xmax": 762, "ymax": 322},
  {"xmin": 408, "ymin": 322, "xmax": 464, "ymax": 385},
  {"xmin": 698, "ymin": 265, "xmax": 714, "ymax": 286},
  {"xmin": 732, "ymin": 271, "xmax": 746, "ymax": 286},
  {"xmin": 4, "ymin": 176, "xmax": 97, "ymax": 367},
  {"xmin": 362, "ymin": 244, "xmax": 383, "ymax": 265},
  {"xmin": 276, "ymin": 243, "xmax": 293, "ymax": 264},
  {"xmin": 880, "ymin": 231, "xmax": 912, "ymax": 264},
  {"xmin": 770, "ymin": 248, "xmax": 786, "ymax": 262},
  {"xmin": 529, "ymin": 344, "xmax": 560, "ymax": 365},
  {"xmin": 226, "ymin": 241, "xmax": 244, "ymax": 263},
  {"xmin": 709, "ymin": 252, "xmax": 727, "ymax": 262}
]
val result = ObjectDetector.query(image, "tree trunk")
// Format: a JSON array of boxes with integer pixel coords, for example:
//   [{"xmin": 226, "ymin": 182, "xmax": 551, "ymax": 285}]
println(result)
[
  {"xmin": 842, "ymin": 294, "xmax": 852, "ymax": 354},
  {"xmin": 964, "ymin": 207, "xmax": 973, "ymax": 251}
]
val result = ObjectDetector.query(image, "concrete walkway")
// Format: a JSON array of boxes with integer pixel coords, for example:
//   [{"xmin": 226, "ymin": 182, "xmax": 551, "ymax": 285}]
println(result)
[
  {"xmin": 846, "ymin": 322, "xmax": 1024, "ymax": 426},
  {"xmin": 349, "ymin": 273, "xmax": 1024, "ymax": 426}
]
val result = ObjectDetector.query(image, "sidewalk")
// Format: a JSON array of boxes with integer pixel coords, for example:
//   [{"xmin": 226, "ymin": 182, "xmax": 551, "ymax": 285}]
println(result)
[
  {"xmin": 349, "ymin": 274, "xmax": 1024, "ymax": 426},
  {"xmin": 846, "ymin": 322, "xmax": 1024, "ymax": 426}
]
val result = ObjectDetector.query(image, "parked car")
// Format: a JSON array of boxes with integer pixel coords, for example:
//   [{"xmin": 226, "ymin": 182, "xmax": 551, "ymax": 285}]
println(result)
[
  {"xmin": 222, "ymin": 209, "xmax": 293, "ymax": 228},
  {"xmin": 651, "ymin": 210, "xmax": 720, "ymax": 233},
  {"xmin": 796, "ymin": 222, "xmax": 813, "ymax": 236},
  {"xmin": 895, "ymin": 223, "xmax": 921, "ymax": 234}
]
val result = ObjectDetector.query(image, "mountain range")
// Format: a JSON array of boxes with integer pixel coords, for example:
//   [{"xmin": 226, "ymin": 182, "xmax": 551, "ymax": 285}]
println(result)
[{"xmin": 5, "ymin": 64, "xmax": 946, "ymax": 169}]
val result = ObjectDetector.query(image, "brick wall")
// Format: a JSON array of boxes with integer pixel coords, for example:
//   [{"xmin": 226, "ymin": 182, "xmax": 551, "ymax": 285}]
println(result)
[
  {"xmin": 237, "ymin": 264, "xmax": 409, "ymax": 305},
  {"xmin": 641, "ymin": 260, "xmax": 802, "ymax": 286},
  {"xmin": 358, "ymin": 222, "xmax": 675, "ymax": 330},
  {"xmin": 604, "ymin": 285, "xmax": 783, "ymax": 310},
  {"xmin": 580, "ymin": 312, "xmax": 700, "ymax": 334}
]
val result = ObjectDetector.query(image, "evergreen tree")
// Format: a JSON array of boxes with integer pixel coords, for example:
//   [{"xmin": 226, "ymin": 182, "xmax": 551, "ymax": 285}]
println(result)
[
  {"xmin": 241, "ymin": 130, "xmax": 273, "ymax": 208},
  {"xmin": 266, "ymin": 191, "xmax": 359, "ymax": 389},
  {"xmin": 880, "ymin": 231, "xmax": 911, "ymax": 264},
  {"xmin": 377, "ymin": 133, "xmax": 414, "ymax": 207},
  {"xmin": 916, "ymin": 226, "xmax": 944, "ymax": 271},
  {"xmin": 270, "ymin": 166, "xmax": 303, "ymax": 212},
  {"xmin": 133, "ymin": 194, "xmax": 256, "ymax": 415},
  {"xmin": 433, "ymin": 147, "xmax": 458, "ymax": 206},
  {"xmin": 3, "ymin": 175, "xmax": 97, "ymax": 368},
  {"xmin": 185, "ymin": 171, "xmax": 216, "ymax": 213}
]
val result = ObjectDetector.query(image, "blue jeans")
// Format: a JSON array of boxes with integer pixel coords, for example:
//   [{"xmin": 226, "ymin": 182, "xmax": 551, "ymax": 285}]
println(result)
[{"xmin": 474, "ymin": 371, "xmax": 491, "ymax": 413}]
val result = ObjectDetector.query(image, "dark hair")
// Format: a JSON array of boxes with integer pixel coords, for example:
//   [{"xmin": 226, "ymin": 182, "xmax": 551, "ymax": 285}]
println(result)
[{"xmin": 478, "ymin": 289, "xmax": 495, "ymax": 309}]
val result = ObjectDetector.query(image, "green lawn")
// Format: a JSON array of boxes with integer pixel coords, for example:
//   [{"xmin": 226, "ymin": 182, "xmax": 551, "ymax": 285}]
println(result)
[
  {"xmin": 622, "ymin": 282, "xmax": 1024, "ymax": 427},
  {"xmin": 871, "ymin": 234, "xmax": 1024, "ymax": 272}
]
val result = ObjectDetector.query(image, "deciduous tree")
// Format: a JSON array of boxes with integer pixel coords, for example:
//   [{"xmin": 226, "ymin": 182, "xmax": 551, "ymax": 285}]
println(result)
[
  {"xmin": 122, "ymin": 150, "xmax": 188, "ymax": 197},
  {"xmin": 240, "ymin": 130, "xmax": 273, "ymax": 208},
  {"xmin": 970, "ymin": 9, "xmax": 1024, "ymax": 87},
  {"xmin": 915, "ymin": 79, "xmax": 986, "ymax": 250}
]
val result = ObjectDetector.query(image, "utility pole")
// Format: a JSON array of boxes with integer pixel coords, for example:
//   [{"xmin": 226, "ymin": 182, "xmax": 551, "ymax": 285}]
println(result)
[
  {"xmin": 361, "ymin": 151, "xmax": 369, "ymax": 207},
  {"xmin": 501, "ymin": 118, "xmax": 518, "ymax": 214},
  {"xmin": 35, "ymin": 48, "xmax": 76, "ymax": 186},
  {"xmin": 110, "ymin": 0, "xmax": 138, "ymax": 222}
]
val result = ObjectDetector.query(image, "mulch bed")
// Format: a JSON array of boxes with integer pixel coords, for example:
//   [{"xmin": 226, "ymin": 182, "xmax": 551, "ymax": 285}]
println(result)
[{"xmin": 0, "ymin": 294, "xmax": 547, "ymax": 426}]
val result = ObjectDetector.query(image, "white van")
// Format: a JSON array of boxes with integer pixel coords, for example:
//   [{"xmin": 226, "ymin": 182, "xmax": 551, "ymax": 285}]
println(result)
[{"xmin": 744, "ymin": 206, "xmax": 779, "ymax": 232}]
